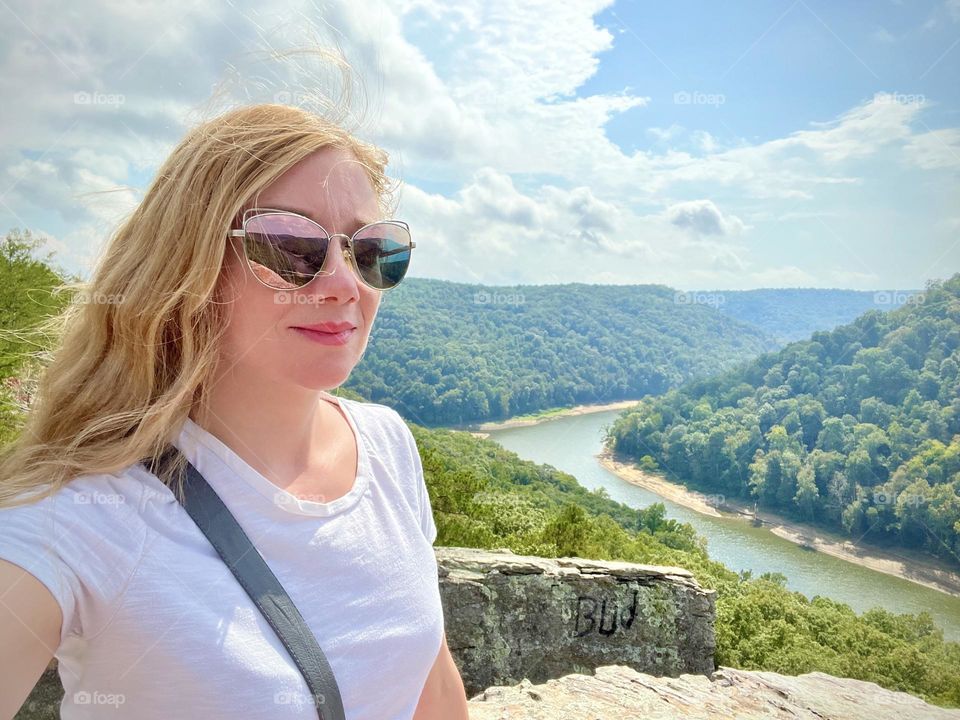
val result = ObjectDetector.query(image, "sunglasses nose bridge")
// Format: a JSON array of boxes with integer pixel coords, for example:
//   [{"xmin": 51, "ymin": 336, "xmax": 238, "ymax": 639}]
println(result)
[{"xmin": 319, "ymin": 232, "xmax": 354, "ymax": 275}]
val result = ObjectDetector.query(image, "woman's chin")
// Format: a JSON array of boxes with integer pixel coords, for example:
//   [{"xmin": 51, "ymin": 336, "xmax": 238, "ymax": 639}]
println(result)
[{"xmin": 296, "ymin": 368, "xmax": 356, "ymax": 393}]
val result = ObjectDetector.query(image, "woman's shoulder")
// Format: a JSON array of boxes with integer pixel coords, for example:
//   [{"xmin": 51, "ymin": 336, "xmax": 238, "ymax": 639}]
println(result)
[
  {"xmin": 0, "ymin": 466, "xmax": 155, "ymax": 565},
  {"xmin": 335, "ymin": 396, "xmax": 421, "ymax": 469},
  {"xmin": 335, "ymin": 395, "xmax": 412, "ymax": 439},
  {"xmin": 0, "ymin": 466, "xmax": 154, "ymax": 642},
  {"xmin": 2, "ymin": 465, "xmax": 155, "ymax": 519}
]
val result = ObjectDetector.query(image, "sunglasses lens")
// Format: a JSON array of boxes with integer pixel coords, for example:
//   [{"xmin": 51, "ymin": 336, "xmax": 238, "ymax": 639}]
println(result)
[
  {"xmin": 243, "ymin": 213, "xmax": 328, "ymax": 289},
  {"xmin": 240, "ymin": 212, "xmax": 413, "ymax": 291},
  {"xmin": 352, "ymin": 223, "xmax": 413, "ymax": 290}
]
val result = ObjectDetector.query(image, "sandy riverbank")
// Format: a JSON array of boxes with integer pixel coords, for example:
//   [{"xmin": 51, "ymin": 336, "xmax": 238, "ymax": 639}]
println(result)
[
  {"xmin": 470, "ymin": 399, "xmax": 642, "ymax": 436},
  {"xmin": 597, "ymin": 452, "xmax": 724, "ymax": 517},
  {"xmin": 597, "ymin": 450, "xmax": 960, "ymax": 598}
]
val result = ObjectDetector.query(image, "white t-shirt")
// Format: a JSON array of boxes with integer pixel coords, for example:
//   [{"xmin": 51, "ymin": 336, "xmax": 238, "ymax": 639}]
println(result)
[{"xmin": 0, "ymin": 394, "xmax": 443, "ymax": 719}]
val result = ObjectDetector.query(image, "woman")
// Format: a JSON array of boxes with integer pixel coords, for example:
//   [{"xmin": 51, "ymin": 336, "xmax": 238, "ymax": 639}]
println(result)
[{"xmin": 0, "ymin": 103, "xmax": 468, "ymax": 719}]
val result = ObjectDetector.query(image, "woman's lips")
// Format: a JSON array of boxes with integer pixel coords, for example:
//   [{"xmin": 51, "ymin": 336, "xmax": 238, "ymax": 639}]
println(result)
[
  {"xmin": 293, "ymin": 321, "xmax": 356, "ymax": 333},
  {"xmin": 292, "ymin": 327, "xmax": 357, "ymax": 345}
]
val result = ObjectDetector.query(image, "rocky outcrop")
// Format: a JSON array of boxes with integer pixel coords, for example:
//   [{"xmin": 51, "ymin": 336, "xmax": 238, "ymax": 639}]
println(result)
[
  {"xmin": 436, "ymin": 547, "xmax": 716, "ymax": 697},
  {"xmin": 467, "ymin": 663, "xmax": 960, "ymax": 719}
]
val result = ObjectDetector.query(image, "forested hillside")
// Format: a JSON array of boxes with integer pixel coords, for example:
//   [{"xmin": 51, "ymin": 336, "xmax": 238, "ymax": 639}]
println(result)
[
  {"xmin": 607, "ymin": 275, "xmax": 960, "ymax": 568},
  {"xmin": 711, "ymin": 287, "xmax": 914, "ymax": 344},
  {"xmin": 346, "ymin": 278, "xmax": 776, "ymax": 426}
]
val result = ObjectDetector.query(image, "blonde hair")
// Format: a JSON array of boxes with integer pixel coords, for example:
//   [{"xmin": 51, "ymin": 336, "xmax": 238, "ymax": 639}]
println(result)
[{"xmin": 0, "ymin": 102, "xmax": 395, "ymax": 507}]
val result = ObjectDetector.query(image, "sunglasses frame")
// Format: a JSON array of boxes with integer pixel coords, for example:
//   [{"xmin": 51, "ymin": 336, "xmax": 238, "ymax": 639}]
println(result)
[{"xmin": 228, "ymin": 207, "xmax": 415, "ymax": 292}]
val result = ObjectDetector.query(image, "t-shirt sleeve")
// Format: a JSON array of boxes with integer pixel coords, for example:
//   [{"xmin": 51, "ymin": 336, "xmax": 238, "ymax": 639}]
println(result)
[
  {"xmin": 0, "ymin": 477, "xmax": 148, "ymax": 648},
  {"xmin": 391, "ymin": 413, "xmax": 437, "ymax": 545},
  {"xmin": 0, "ymin": 490, "xmax": 83, "ymax": 647}
]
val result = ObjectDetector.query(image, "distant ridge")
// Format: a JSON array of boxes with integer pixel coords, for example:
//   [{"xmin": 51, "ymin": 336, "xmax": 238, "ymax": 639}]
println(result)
[{"xmin": 703, "ymin": 286, "xmax": 921, "ymax": 344}]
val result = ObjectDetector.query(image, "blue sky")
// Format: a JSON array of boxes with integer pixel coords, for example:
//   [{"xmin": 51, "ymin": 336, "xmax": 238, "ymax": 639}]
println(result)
[
  {"xmin": 0, "ymin": 0, "xmax": 957, "ymax": 291},
  {"xmin": 593, "ymin": 1, "xmax": 959, "ymax": 145}
]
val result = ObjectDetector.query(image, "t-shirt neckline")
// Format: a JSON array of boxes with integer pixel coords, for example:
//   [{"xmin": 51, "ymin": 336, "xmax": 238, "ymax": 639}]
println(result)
[{"xmin": 176, "ymin": 391, "xmax": 370, "ymax": 518}]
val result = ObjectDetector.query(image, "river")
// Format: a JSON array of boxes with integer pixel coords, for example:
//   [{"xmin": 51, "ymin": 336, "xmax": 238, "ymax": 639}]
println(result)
[{"xmin": 486, "ymin": 408, "xmax": 960, "ymax": 642}]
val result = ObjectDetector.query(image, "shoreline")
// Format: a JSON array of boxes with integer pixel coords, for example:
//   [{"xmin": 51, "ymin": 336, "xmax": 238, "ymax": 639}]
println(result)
[
  {"xmin": 468, "ymin": 399, "xmax": 641, "ymax": 437},
  {"xmin": 597, "ymin": 450, "xmax": 960, "ymax": 599}
]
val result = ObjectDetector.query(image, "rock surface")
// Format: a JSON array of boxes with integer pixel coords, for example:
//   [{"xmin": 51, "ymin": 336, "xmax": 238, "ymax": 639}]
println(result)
[
  {"xmin": 436, "ymin": 546, "xmax": 716, "ymax": 697},
  {"xmin": 467, "ymin": 663, "xmax": 960, "ymax": 719}
]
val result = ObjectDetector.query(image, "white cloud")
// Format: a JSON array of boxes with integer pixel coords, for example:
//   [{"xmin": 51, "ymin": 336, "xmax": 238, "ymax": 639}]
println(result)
[
  {"xmin": 903, "ymin": 128, "xmax": 960, "ymax": 169},
  {"xmin": 459, "ymin": 169, "xmax": 542, "ymax": 228},
  {"xmin": 665, "ymin": 199, "xmax": 745, "ymax": 237},
  {"xmin": 647, "ymin": 124, "xmax": 684, "ymax": 142},
  {"xmin": 693, "ymin": 130, "xmax": 719, "ymax": 153},
  {"xmin": 399, "ymin": 170, "xmax": 654, "ymax": 284}
]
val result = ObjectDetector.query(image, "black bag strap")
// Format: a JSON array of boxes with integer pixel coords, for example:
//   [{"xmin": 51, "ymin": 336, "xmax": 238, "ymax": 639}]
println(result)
[{"xmin": 145, "ymin": 445, "xmax": 345, "ymax": 720}]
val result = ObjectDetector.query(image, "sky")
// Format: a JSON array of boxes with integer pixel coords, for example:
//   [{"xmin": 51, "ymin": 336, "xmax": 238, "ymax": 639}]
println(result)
[{"xmin": 0, "ymin": 0, "xmax": 958, "ymax": 291}]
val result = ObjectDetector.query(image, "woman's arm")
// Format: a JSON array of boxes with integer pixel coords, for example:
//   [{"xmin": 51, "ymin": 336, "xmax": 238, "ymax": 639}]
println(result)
[
  {"xmin": 412, "ymin": 631, "xmax": 469, "ymax": 720},
  {"xmin": 0, "ymin": 559, "xmax": 62, "ymax": 720}
]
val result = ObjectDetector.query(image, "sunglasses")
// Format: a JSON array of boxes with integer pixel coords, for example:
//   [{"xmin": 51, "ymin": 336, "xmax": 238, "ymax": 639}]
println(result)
[{"xmin": 228, "ymin": 208, "xmax": 415, "ymax": 291}]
